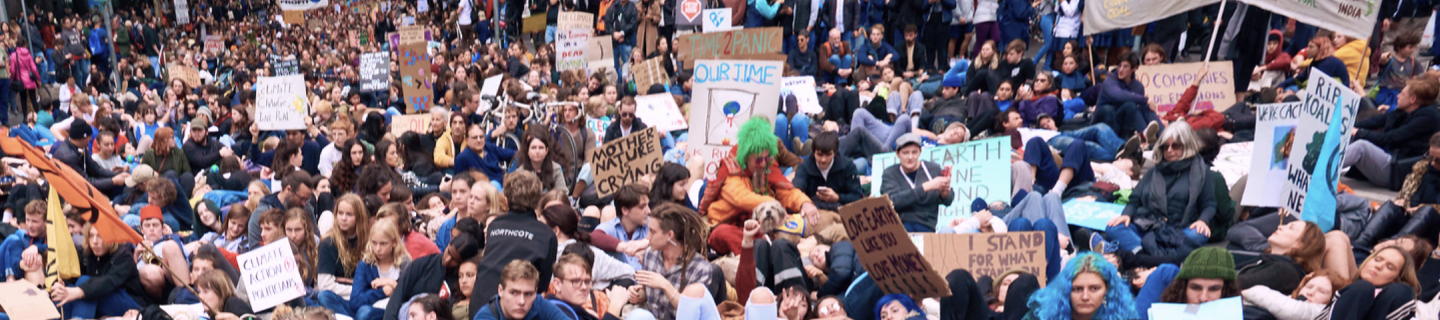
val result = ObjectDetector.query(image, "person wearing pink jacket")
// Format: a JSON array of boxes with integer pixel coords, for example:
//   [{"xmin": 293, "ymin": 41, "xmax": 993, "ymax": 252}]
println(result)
[{"xmin": 9, "ymin": 44, "xmax": 38, "ymax": 118}]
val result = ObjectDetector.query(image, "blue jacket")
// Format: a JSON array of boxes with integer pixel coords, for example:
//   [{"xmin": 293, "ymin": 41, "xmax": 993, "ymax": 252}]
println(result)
[
  {"xmin": 89, "ymin": 28, "xmax": 108, "ymax": 56},
  {"xmin": 999, "ymin": 0, "xmax": 1034, "ymax": 28},
  {"xmin": 923, "ymin": 0, "xmax": 957, "ymax": 24},
  {"xmin": 819, "ymin": 241, "xmax": 863, "ymax": 297},
  {"xmin": 859, "ymin": 0, "xmax": 886, "ymax": 30},
  {"xmin": 453, "ymin": 141, "xmax": 516, "ymax": 185},
  {"xmin": 856, "ymin": 41, "xmax": 897, "ymax": 67},
  {"xmin": 0, "ymin": 230, "xmax": 44, "ymax": 279},
  {"xmin": 1096, "ymin": 70, "xmax": 1148, "ymax": 107},
  {"xmin": 472, "ymin": 296, "xmax": 571, "ymax": 320},
  {"xmin": 1057, "ymin": 70, "xmax": 1090, "ymax": 92},
  {"xmin": 350, "ymin": 260, "xmax": 410, "ymax": 312}
]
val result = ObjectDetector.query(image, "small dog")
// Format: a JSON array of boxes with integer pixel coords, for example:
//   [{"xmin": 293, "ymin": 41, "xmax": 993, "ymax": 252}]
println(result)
[{"xmin": 752, "ymin": 201, "xmax": 844, "ymax": 244}]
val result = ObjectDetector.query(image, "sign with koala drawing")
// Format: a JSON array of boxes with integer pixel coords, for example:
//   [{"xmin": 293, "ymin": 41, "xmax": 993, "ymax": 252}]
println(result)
[{"xmin": 840, "ymin": 196, "xmax": 951, "ymax": 299}]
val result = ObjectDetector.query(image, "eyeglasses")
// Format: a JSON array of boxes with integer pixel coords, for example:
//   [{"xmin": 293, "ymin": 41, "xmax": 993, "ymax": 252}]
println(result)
[
  {"xmin": 1161, "ymin": 142, "xmax": 1184, "ymax": 151},
  {"xmin": 559, "ymin": 277, "xmax": 592, "ymax": 288}
]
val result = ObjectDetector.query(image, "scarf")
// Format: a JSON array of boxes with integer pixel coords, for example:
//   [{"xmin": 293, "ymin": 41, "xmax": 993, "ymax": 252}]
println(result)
[
  {"xmin": 1134, "ymin": 157, "xmax": 1207, "ymax": 230},
  {"xmin": 750, "ymin": 161, "xmax": 773, "ymax": 197}
]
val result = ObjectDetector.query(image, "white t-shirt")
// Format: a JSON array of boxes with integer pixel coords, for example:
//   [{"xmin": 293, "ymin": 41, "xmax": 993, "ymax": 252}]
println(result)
[{"xmin": 458, "ymin": 0, "xmax": 474, "ymax": 26}]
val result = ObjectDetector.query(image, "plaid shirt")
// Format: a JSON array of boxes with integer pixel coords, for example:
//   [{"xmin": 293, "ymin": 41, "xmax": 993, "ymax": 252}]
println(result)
[{"xmin": 641, "ymin": 250, "xmax": 713, "ymax": 320}]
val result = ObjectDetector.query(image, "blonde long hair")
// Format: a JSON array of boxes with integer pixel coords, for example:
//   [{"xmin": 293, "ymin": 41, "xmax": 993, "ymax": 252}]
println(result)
[
  {"xmin": 325, "ymin": 194, "xmax": 371, "ymax": 277},
  {"xmin": 363, "ymin": 219, "xmax": 410, "ymax": 267}
]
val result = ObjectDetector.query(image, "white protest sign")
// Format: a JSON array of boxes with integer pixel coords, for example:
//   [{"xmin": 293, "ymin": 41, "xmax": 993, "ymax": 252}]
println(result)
[
  {"xmin": 1281, "ymin": 70, "xmax": 1360, "ymax": 231},
  {"xmin": 690, "ymin": 59, "xmax": 783, "ymax": 148},
  {"xmin": 175, "ymin": 0, "xmax": 191, "ymax": 24},
  {"xmin": 255, "ymin": 75, "xmax": 309, "ymax": 130},
  {"xmin": 1242, "ymin": 102, "xmax": 1302, "ymax": 208},
  {"xmin": 238, "ymin": 238, "xmax": 306, "ymax": 311},
  {"xmin": 782, "ymin": 76, "xmax": 823, "ymax": 114},
  {"xmin": 556, "ymin": 12, "xmax": 594, "ymax": 71},
  {"xmin": 278, "ymin": 0, "xmax": 330, "ymax": 11},
  {"xmin": 702, "ymin": 8, "xmax": 734, "ymax": 33},
  {"xmin": 868, "ymin": 137, "xmax": 1012, "ymax": 231},
  {"xmin": 634, "ymin": 94, "xmax": 688, "ymax": 132}
]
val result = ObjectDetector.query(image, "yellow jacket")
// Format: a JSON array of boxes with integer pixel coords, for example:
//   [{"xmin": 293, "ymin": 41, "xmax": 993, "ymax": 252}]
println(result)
[
  {"xmin": 435, "ymin": 130, "xmax": 457, "ymax": 169},
  {"xmin": 1334, "ymin": 39, "xmax": 1371, "ymax": 84}
]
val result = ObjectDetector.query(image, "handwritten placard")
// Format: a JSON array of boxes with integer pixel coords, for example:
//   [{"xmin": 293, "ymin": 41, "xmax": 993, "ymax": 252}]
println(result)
[
  {"xmin": 204, "ymin": 36, "xmax": 223, "ymax": 54},
  {"xmin": 1135, "ymin": 61, "xmax": 1236, "ymax": 113},
  {"xmin": 523, "ymin": 13, "xmax": 548, "ymax": 33},
  {"xmin": 586, "ymin": 37, "xmax": 615, "ymax": 72},
  {"xmin": 167, "ymin": 64, "xmax": 202, "ymax": 87},
  {"xmin": 869, "ymin": 137, "xmax": 1012, "ymax": 230},
  {"xmin": 255, "ymin": 75, "xmax": 308, "ymax": 131},
  {"xmin": 634, "ymin": 94, "xmax": 688, "ymax": 132},
  {"xmin": 689, "ymin": 59, "xmax": 782, "ymax": 149},
  {"xmin": 359, "ymin": 52, "xmax": 391, "ymax": 92},
  {"xmin": 399, "ymin": 43, "xmax": 434, "ymax": 112},
  {"xmin": 281, "ymin": 10, "xmax": 305, "ymax": 25},
  {"xmin": 1061, "ymin": 200, "xmax": 1125, "ymax": 231},
  {"xmin": 270, "ymin": 55, "xmax": 300, "ymax": 76},
  {"xmin": 592, "ymin": 128, "xmax": 664, "ymax": 197},
  {"xmin": 912, "ymin": 232, "xmax": 1048, "ymax": 284},
  {"xmin": 841, "ymin": 196, "xmax": 951, "ymax": 298},
  {"xmin": 675, "ymin": 28, "xmax": 783, "ymax": 69},
  {"xmin": 238, "ymin": 238, "xmax": 306, "ymax": 311},
  {"xmin": 398, "ymin": 25, "xmax": 426, "ymax": 45},
  {"xmin": 1242, "ymin": 102, "xmax": 1302, "ymax": 207},
  {"xmin": 633, "ymin": 57, "xmax": 668, "ymax": 93},
  {"xmin": 782, "ymin": 76, "xmax": 822, "ymax": 114},
  {"xmin": 556, "ymin": 12, "xmax": 594, "ymax": 71},
  {"xmin": 389, "ymin": 114, "xmax": 429, "ymax": 136},
  {"xmin": 1282, "ymin": 70, "xmax": 1360, "ymax": 231},
  {"xmin": 0, "ymin": 280, "xmax": 61, "ymax": 320}
]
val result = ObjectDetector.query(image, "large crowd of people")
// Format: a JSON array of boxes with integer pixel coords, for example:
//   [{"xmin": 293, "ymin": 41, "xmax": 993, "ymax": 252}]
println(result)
[{"xmin": 4, "ymin": 0, "xmax": 1440, "ymax": 319}]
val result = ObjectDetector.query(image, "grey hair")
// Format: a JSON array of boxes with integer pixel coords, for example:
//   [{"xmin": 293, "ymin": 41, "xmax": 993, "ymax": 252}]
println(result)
[{"xmin": 1153, "ymin": 121, "xmax": 1202, "ymax": 163}]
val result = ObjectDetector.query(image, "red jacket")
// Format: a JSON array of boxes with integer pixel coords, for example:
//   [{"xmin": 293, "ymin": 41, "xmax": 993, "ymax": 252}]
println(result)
[{"xmin": 1163, "ymin": 85, "xmax": 1224, "ymax": 131}]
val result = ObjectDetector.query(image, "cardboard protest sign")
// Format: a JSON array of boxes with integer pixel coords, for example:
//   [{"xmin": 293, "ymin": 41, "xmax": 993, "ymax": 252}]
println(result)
[
  {"xmin": 399, "ymin": 43, "xmax": 434, "ymax": 113},
  {"xmin": 1134, "ymin": 61, "xmax": 1236, "ymax": 113},
  {"xmin": 911, "ymin": 232, "xmax": 1048, "ymax": 284},
  {"xmin": 702, "ymin": 8, "xmax": 734, "ymax": 33},
  {"xmin": 398, "ymin": 25, "xmax": 427, "ymax": 44},
  {"xmin": 0, "ymin": 280, "xmax": 61, "ymax": 320},
  {"xmin": 689, "ymin": 59, "xmax": 783, "ymax": 148},
  {"xmin": 1281, "ymin": 70, "xmax": 1360, "ymax": 231},
  {"xmin": 167, "ymin": 64, "xmax": 202, "ymax": 87},
  {"xmin": 868, "ymin": 137, "xmax": 1012, "ymax": 231},
  {"xmin": 1148, "ymin": 296, "xmax": 1243, "ymax": 319},
  {"xmin": 389, "ymin": 114, "xmax": 430, "ymax": 136},
  {"xmin": 633, "ymin": 58, "xmax": 668, "ymax": 93},
  {"xmin": 360, "ymin": 52, "xmax": 391, "ymax": 93},
  {"xmin": 634, "ymin": 94, "xmax": 688, "ymax": 132},
  {"xmin": 840, "ymin": 196, "xmax": 951, "ymax": 298},
  {"xmin": 587, "ymin": 37, "xmax": 616, "ymax": 72},
  {"xmin": 239, "ymin": 238, "xmax": 307, "ymax": 311},
  {"xmin": 782, "ymin": 76, "xmax": 823, "ymax": 114},
  {"xmin": 1083, "ymin": 0, "xmax": 1219, "ymax": 35},
  {"xmin": 278, "ymin": 0, "xmax": 330, "ymax": 11},
  {"xmin": 556, "ymin": 12, "xmax": 594, "ymax": 71},
  {"xmin": 676, "ymin": 0, "xmax": 704, "ymax": 26},
  {"xmin": 1062, "ymin": 200, "xmax": 1125, "ymax": 231},
  {"xmin": 592, "ymin": 128, "xmax": 665, "ymax": 196},
  {"xmin": 686, "ymin": 145, "xmax": 730, "ymax": 181},
  {"xmin": 176, "ymin": 0, "xmax": 191, "ymax": 24},
  {"xmin": 1242, "ymin": 102, "xmax": 1302, "ymax": 208},
  {"xmin": 675, "ymin": 28, "xmax": 783, "ymax": 69},
  {"xmin": 282, "ymin": 10, "xmax": 305, "ymax": 25},
  {"xmin": 1236, "ymin": 0, "xmax": 1378, "ymax": 39},
  {"xmin": 523, "ymin": 13, "xmax": 548, "ymax": 33},
  {"xmin": 255, "ymin": 75, "xmax": 309, "ymax": 131},
  {"xmin": 204, "ymin": 36, "xmax": 224, "ymax": 54}
]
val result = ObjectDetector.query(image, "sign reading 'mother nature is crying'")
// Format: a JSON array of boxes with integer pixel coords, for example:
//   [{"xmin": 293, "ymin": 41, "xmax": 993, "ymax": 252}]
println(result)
[
  {"xmin": 593, "ymin": 128, "xmax": 665, "ymax": 197},
  {"xmin": 868, "ymin": 137, "xmax": 1012, "ymax": 231}
]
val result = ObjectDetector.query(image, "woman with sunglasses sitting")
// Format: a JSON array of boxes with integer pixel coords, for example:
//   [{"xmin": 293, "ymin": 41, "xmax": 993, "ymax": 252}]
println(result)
[{"xmin": 1103, "ymin": 122, "xmax": 1218, "ymax": 261}]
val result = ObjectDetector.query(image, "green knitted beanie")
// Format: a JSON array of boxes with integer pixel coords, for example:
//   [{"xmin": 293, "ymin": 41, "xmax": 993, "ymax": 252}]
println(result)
[{"xmin": 1176, "ymin": 247, "xmax": 1237, "ymax": 281}]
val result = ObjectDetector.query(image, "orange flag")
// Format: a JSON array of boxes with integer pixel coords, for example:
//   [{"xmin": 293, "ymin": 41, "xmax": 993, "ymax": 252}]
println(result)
[{"xmin": 0, "ymin": 130, "xmax": 142, "ymax": 244}]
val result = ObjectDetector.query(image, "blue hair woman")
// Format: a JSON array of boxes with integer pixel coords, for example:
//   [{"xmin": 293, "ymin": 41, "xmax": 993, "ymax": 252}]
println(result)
[{"xmin": 1023, "ymin": 252, "xmax": 1137, "ymax": 320}]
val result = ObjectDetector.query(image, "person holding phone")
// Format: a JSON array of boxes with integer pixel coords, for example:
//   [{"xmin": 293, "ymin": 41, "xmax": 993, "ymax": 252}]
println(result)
[
  {"xmin": 792, "ymin": 132, "xmax": 866, "ymax": 211},
  {"xmin": 881, "ymin": 133, "xmax": 954, "ymax": 232}
]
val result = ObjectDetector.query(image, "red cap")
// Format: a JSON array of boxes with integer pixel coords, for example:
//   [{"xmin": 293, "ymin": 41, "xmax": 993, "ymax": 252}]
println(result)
[{"xmin": 140, "ymin": 205, "xmax": 163, "ymax": 222}]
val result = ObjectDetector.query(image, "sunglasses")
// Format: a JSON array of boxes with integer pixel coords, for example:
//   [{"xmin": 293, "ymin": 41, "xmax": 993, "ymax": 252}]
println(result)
[
  {"xmin": 619, "ymin": 112, "xmax": 635, "ymax": 118},
  {"xmin": 1161, "ymin": 142, "xmax": 1184, "ymax": 151}
]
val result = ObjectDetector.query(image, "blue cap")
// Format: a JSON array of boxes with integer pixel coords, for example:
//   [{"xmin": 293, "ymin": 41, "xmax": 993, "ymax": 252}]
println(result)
[{"xmin": 972, "ymin": 198, "xmax": 988, "ymax": 212}]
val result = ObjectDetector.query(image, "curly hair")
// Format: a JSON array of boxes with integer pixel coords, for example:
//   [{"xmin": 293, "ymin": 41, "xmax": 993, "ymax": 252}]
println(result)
[
  {"xmin": 735, "ymin": 117, "xmax": 778, "ymax": 170},
  {"xmin": 1025, "ymin": 252, "xmax": 1137, "ymax": 320},
  {"xmin": 333, "ymin": 138, "xmax": 370, "ymax": 194}
]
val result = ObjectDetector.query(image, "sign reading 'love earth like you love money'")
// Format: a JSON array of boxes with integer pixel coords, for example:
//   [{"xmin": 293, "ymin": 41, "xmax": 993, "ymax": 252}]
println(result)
[{"xmin": 842, "ymin": 196, "xmax": 951, "ymax": 299}]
